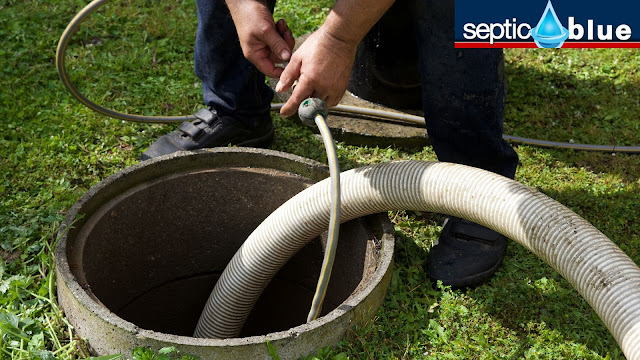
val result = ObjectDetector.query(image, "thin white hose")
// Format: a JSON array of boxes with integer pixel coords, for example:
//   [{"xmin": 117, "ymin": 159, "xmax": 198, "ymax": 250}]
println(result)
[{"xmin": 193, "ymin": 161, "xmax": 640, "ymax": 359}]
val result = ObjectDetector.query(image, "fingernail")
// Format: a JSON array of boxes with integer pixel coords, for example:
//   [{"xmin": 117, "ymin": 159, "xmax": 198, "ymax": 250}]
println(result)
[
  {"xmin": 275, "ymin": 80, "xmax": 283, "ymax": 92},
  {"xmin": 280, "ymin": 50, "xmax": 290, "ymax": 61}
]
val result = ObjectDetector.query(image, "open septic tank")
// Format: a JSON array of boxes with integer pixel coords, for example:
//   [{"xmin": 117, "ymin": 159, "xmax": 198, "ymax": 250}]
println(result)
[{"xmin": 55, "ymin": 148, "xmax": 394, "ymax": 359}]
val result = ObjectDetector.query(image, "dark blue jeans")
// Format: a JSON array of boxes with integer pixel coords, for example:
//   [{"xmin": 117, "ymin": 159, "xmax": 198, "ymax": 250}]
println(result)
[
  {"xmin": 194, "ymin": 0, "xmax": 275, "ymax": 122},
  {"xmin": 194, "ymin": 0, "xmax": 518, "ymax": 178}
]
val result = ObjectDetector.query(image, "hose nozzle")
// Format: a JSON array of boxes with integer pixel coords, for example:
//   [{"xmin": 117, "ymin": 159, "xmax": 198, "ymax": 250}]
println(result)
[{"xmin": 298, "ymin": 98, "xmax": 328, "ymax": 127}]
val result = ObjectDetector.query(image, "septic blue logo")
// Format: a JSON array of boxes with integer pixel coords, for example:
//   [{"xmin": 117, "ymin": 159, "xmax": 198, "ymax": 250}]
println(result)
[
  {"xmin": 455, "ymin": 0, "xmax": 640, "ymax": 48},
  {"xmin": 531, "ymin": 1, "xmax": 569, "ymax": 48}
]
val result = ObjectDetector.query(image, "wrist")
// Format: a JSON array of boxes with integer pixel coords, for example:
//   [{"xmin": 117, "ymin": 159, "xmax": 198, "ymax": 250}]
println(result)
[
  {"xmin": 316, "ymin": 21, "xmax": 360, "ymax": 56},
  {"xmin": 225, "ymin": 0, "xmax": 269, "ymax": 23},
  {"xmin": 226, "ymin": 0, "xmax": 267, "ymax": 8},
  {"xmin": 319, "ymin": 0, "xmax": 395, "ymax": 48},
  {"xmin": 321, "ymin": 12, "xmax": 364, "ymax": 48}
]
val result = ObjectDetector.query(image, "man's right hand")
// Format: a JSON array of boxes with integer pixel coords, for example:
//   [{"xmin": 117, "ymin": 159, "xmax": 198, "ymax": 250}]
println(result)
[
  {"xmin": 275, "ymin": 28, "xmax": 358, "ymax": 116},
  {"xmin": 227, "ymin": 0, "xmax": 295, "ymax": 78},
  {"xmin": 274, "ymin": 0, "xmax": 396, "ymax": 117}
]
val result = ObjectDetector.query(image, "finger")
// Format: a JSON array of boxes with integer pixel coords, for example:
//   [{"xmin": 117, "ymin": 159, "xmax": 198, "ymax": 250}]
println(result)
[
  {"xmin": 280, "ymin": 77, "xmax": 314, "ymax": 116},
  {"xmin": 276, "ymin": 19, "xmax": 295, "ymax": 51},
  {"xmin": 253, "ymin": 56, "xmax": 284, "ymax": 78},
  {"xmin": 311, "ymin": 91, "xmax": 330, "ymax": 104},
  {"xmin": 263, "ymin": 25, "xmax": 291, "ymax": 62},
  {"xmin": 275, "ymin": 57, "xmax": 301, "ymax": 92},
  {"xmin": 327, "ymin": 93, "xmax": 343, "ymax": 108},
  {"xmin": 243, "ymin": 44, "xmax": 284, "ymax": 78}
]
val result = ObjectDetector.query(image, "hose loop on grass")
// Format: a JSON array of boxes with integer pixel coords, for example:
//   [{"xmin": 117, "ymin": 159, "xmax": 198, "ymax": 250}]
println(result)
[{"xmin": 56, "ymin": 0, "xmax": 196, "ymax": 123}]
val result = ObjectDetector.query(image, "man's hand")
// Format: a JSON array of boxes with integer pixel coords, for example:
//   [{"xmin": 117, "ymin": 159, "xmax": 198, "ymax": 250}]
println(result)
[
  {"xmin": 275, "ymin": 28, "xmax": 357, "ymax": 117},
  {"xmin": 227, "ymin": 0, "xmax": 295, "ymax": 78},
  {"xmin": 273, "ymin": 0, "xmax": 395, "ymax": 117}
]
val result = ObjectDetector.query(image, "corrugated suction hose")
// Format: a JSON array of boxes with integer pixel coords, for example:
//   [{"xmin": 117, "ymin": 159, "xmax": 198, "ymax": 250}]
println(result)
[{"xmin": 193, "ymin": 161, "xmax": 640, "ymax": 360}]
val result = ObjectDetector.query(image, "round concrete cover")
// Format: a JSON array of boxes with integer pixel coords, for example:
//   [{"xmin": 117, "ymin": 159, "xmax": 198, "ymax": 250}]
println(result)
[{"xmin": 55, "ymin": 148, "xmax": 394, "ymax": 359}]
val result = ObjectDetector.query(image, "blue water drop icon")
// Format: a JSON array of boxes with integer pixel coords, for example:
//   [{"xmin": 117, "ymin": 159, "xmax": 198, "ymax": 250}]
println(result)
[{"xmin": 530, "ymin": 0, "xmax": 569, "ymax": 48}]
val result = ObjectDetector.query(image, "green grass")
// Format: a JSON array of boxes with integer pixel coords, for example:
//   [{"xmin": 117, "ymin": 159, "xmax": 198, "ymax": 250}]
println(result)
[{"xmin": 1, "ymin": 0, "xmax": 639, "ymax": 359}]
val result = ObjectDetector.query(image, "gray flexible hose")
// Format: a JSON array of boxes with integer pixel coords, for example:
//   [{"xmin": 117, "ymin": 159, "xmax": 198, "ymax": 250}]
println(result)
[{"xmin": 193, "ymin": 161, "xmax": 640, "ymax": 359}]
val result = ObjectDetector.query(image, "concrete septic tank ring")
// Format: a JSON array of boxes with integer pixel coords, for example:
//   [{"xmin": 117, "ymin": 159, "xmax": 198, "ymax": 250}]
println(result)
[{"xmin": 55, "ymin": 148, "xmax": 395, "ymax": 359}]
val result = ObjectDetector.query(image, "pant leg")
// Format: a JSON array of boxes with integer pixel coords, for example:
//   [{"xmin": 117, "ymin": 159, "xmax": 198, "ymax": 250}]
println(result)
[
  {"xmin": 411, "ymin": 0, "xmax": 518, "ymax": 179},
  {"xmin": 194, "ymin": 0, "xmax": 274, "ymax": 122}
]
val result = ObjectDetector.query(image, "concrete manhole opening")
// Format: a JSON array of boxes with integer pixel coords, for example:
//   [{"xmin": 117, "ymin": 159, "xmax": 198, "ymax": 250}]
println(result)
[{"xmin": 56, "ymin": 148, "xmax": 394, "ymax": 358}]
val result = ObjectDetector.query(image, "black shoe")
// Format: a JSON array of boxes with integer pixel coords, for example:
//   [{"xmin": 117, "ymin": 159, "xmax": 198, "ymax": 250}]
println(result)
[
  {"xmin": 425, "ymin": 217, "xmax": 507, "ymax": 289},
  {"xmin": 140, "ymin": 108, "xmax": 274, "ymax": 161}
]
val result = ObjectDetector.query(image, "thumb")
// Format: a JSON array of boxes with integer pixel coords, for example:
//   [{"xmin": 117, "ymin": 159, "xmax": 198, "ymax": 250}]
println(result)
[
  {"xmin": 263, "ymin": 26, "xmax": 292, "ymax": 62},
  {"xmin": 275, "ymin": 56, "xmax": 301, "ymax": 92}
]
